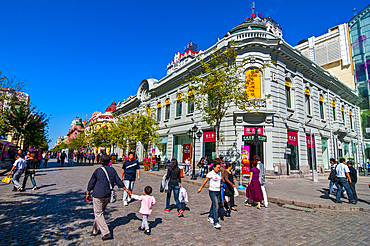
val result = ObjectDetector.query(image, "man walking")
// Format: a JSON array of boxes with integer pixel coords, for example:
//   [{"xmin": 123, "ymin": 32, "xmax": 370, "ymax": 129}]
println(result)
[
  {"xmin": 86, "ymin": 154, "xmax": 131, "ymax": 240},
  {"xmin": 254, "ymin": 155, "xmax": 268, "ymax": 208},
  {"xmin": 326, "ymin": 158, "xmax": 337, "ymax": 197},
  {"xmin": 347, "ymin": 161, "xmax": 358, "ymax": 204},
  {"xmin": 121, "ymin": 152, "xmax": 140, "ymax": 206},
  {"xmin": 335, "ymin": 158, "xmax": 355, "ymax": 204},
  {"xmin": 60, "ymin": 151, "xmax": 67, "ymax": 166}
]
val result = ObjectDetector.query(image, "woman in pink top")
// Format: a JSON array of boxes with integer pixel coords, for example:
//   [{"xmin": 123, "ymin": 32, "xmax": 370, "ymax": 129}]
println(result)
[{"xmin": 131, "ymin": 186, "xmax": 156, "ymax": 235}]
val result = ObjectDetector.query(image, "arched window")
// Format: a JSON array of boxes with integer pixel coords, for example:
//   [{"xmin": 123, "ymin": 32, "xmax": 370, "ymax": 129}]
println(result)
[
  {"xmin": 165, "ymin": 98, "xmax": 170, "ymax": 120},
  {"xmin": 285, "ymin": 78, "xmax": 291, "ymax": 108},
  {"xmin": 332, "ymin": 100, "xmax": 336, "ymax": 121},
  {"xmin": 349, "ymin": 109, "xmax": 353, "ymax": 129},
  {"xmin": 341, "ymin": 105, "xmax": 345, "ymax": 124},
  {"xmin": 176, "ymin": 93, "xmax": 182, "ymax": 117},
  {"xmin": 157, "ymin": 102, "xmax": 162, "ymax": 121},
  {"xmin": 304, "ymin": 87, "xmax": 311, "ymax": 115},
  {"xmin": 188, "ymin": 89, "xmax": 195, "ymax": 114},
  {"xmin": 319, "ymin": 94, "xmax": 324, "ymax": 119},
  {"xmin": 245, "ymin": 69, "xmax": 261, "ymax": 99}
]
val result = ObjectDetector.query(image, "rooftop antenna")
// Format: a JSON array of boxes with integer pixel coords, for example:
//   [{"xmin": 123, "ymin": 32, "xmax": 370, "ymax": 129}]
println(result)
[
  {"xmin": 251, "ymin": 1, "xmax": 255, "ymax": 14},
  {"xmin": 353, "ymin": 7, "xmax": 357, "ymax": 16}
]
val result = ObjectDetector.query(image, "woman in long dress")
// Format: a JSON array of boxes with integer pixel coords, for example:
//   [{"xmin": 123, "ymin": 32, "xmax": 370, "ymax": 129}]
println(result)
[{"xmin": 245, "ymin": 160, "xmax": 264, "ymax": 209}]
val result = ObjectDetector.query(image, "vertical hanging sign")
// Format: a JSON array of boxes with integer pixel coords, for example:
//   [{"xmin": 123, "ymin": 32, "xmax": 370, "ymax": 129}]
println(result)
[
  {"xmin": 245, "ymin": 69, "xmax": 261, "ymax": 99},
  {"xmin": 241, "ymin": 145, "xmax": 251, "ymax": 175}
]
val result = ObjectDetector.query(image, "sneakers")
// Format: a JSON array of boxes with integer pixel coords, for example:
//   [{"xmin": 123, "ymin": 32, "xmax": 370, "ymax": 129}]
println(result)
[
  {"xmin": 178, "ymin": 209, "xmax": 184, "ymax": 217},
  {"xmin": 128, "ymin": 198, "xmax": 131, "ymax": 202},
  {"xmin": 138, "ymin": 226, "xmax": 145, "ymax": 231},
  {"xmin": 123, "ymin": 201, "xmax": 128, "ymax": 206},
  {"xmin": 207, "ymin": 217, "xmax": 214, "ymax": 224},
  {"xmin": 32, "ymin": 186, "xmax": 37, "ymax": 190},
  {"xmin": 164, "ymin": 208, "xmax": 170, "ymax": 213},
  {"xmin": 325, "ymin": 193, "xmax": 332, "ymax": 197},
  {"xmin": 17, "ymin": 186, "xmax": 23, "ymax": 191},
  {"xmin": 214, "ymin": 223, "xmax": 221, "ymax": 229},
  {"xmin": 144, "ymin": 229, "xmax": 151, "ymax": 235}
]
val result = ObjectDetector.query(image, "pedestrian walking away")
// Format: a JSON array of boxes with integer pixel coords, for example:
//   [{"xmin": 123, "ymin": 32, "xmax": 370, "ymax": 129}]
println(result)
[
  {"xmin": 198, "ymin": 162, "xmax": 222, "ymax": 229},
  {"xmin": 255, "ymin": 155, "xmax": 268, "ymax": 207},
  {"xmin": 245, "ymin": 160, "xmax": 264, "ymax": 209},
  {"xmin": 335, "ymin": 158, "xmax": 355, "ymax": 204},
  {"xmin": 164, "ymin": 158, "xmax": 184, "ymax": 217},
  {"xmin": 60, "ymin": 151, "xmax": 67, "ymax": 166},
  {"xmin": 121, "ymin": 152, "xmax": 140, "ymax": 206},
  {"xmin": 21, "ymin": 153, "xmax": 38, "ymax": 191},
  {"xmin": 132, "ymin": 186, "xmax": 156, "ymax": 235},
  {"xmin": 326, "ymin": 158, "xmax": 338, "ymax": 197},
  {"xmin": 8, "ymin": 153, "xmax": 27, "ymax": 191},
  {"xmin": 86, "ymin": 154, "xmax": 132, "ymax": 241},
  {"xmin": 347, "ymin": 161, "xmax": 358, "ymax": 204}
]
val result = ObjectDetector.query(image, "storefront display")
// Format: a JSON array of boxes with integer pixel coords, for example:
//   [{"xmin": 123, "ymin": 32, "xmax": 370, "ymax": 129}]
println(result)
[
  {"xmin": 287, "ymin": 131, "xmax": 299, "ymax": 170},
  {"xmin": 203, "ymin": 131, "xmax": 216, "ymax": 162},
  {"xmin": 174, "ymin": 134, "xmax": 192, "ymax": 163}
]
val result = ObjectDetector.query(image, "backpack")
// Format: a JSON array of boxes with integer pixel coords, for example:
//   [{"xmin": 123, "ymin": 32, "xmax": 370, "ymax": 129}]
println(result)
[{"xmin": 329, "ymin": 166, "xmax": 337, "ymax": 183}]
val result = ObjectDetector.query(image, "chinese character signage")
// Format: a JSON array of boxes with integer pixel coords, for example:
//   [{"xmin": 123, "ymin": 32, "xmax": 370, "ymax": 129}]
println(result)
[
  {"xmin": 287, "ymin": 131, "xmax": 298, "ymax": 145},
  {"xmin": 244, "ymin": 127, "xmax": 263, "ymax": 135},
  {"xmin": 203, "ymin": 131, "xmax": 216, "ymax": 142},
  {"xmin": 306, "ymin": 135, "xmax": 315, "ymax": 148},
  {"xmin": 241, "ymin": 145, "xmax": 250, "ymax": 175},
  {"xmin": 182, "ymin": 144, "xmax": 192, "ymax": 163}
]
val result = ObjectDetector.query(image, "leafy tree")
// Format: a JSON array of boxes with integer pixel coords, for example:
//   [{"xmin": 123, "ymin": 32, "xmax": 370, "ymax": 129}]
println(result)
[
  {"xmin": 51, "ymin": 142, "xmax": 68, "ymax": 152},
  {"xmin": 183, "ymin": 40, "xmax": 271, "ymax": 157},
  {"xmin": 3, "ymin": 101, "xmax": 50, "ymax": 150},
  {"xmin": 87, "ymin": 125, "xmax": 112, "ymax": 150},
  {"xmin": 68, "ymin": 132, "xmax": 88, "ymax": 150}
]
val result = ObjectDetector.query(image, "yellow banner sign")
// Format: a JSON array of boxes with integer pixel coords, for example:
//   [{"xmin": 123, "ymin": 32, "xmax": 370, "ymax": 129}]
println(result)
[{"xmin": 245, "ymin": 69, "xmax": 261, "ymax": 99}]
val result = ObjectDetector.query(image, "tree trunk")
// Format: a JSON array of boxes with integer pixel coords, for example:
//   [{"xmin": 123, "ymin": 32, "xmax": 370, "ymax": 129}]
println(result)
[{"xmin": 216, "ymin": 119, "xmax": 221, "ymax": 158}]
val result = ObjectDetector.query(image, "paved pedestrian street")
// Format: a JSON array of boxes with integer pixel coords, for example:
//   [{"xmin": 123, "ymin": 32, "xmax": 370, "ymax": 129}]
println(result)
[{"xmin": 1, "ymin": 160, "xmax": 370, "ymax": 246}]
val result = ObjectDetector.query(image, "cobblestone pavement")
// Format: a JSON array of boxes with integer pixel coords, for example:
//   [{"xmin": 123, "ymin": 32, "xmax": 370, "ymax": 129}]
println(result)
[{"xmin": 1, "ymin": 160, "xmax": 370, "ymax": 246}]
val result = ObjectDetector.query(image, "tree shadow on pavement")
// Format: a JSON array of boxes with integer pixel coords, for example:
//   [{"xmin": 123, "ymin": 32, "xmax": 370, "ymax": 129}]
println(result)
[
  {"xmin": 0, "ymin": 190, "xmax": 104, "ymax": 245},
  {"xmin": 109, "ymin": 212, "xmax": 141, "ymax": 234}
]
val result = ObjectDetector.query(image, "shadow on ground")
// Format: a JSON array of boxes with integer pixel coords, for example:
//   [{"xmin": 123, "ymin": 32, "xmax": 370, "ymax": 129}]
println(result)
[{"xmin": 0, "ymin": 190, "xmax": 105, "ymax": 245}]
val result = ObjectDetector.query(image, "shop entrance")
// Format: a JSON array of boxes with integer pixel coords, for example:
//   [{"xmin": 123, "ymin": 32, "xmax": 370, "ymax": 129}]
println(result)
[{"xmin": 244, "ymin": 142, "xmax": 264, "ymax": 164}]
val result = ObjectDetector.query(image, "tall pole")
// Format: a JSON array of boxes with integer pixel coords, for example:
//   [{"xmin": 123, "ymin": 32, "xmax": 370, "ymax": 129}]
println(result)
[{"xmin": 191, "ymin": 134, "xmax": 197, "ymax": 180}]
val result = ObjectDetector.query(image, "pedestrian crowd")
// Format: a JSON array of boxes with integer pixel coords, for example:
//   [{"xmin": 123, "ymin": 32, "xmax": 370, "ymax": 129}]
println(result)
[
  {"xmin": 6, "ymin": 149, "xmax": 50, "ymax": 192},
  {"xmin": 86, "ymin": 153, "xmax": 268, "ymax": 241}
]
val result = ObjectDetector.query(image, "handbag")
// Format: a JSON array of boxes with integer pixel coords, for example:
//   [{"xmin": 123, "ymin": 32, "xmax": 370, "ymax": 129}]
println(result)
[
  {"xmin": 233, "ymin": 186, "xmax": 239, "ymax": 197},
  {"xmin": 101, "ymin": 167, "xmax": 117, "ymax": 204},
  {"xmin": 2, "ymin": 175, "xmax": 11, "ymax": 184}
]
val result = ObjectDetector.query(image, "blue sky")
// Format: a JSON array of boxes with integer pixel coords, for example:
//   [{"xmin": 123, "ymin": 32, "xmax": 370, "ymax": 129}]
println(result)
[{"xmin": 0, "ymin": 0, "xmax": 369, "ymax": 147}]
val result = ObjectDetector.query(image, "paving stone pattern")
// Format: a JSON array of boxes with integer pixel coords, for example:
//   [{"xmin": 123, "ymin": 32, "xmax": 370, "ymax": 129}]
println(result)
[{"xmin": 0, "ymin": 160, "xmax": 369, "ymax": 245}]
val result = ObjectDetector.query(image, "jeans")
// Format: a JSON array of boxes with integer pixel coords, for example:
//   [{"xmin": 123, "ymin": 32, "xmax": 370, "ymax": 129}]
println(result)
[
  {"xmin": 328, "ymin": 180, "xmax": 335, "ymax": 194},
  {"xmin": 196, "ymin": 167, "xmax": 204, "ymax": 176},
  {"xmin": 349, "ymin": 182, "xmax": 358, "ymax": 202},
  {"xmin": 209, "ymin": 190, "xmax": 220, "ymax": 224},
  {"xmin": 166, "ymin": 184, "xmax": 182, "ymax": 211},
  {"xmin": 336, "ymin": 177, "xmax": 354, "ymax": 203},
  {"xmin": 22, "ymin": 171, "xmax": 36, "ymax": 188},
  {"xmin": 185, "ymin": 165, "xmax": 191, "ymax": 175},
  {"xmin": 123, "ymin": 180, "xmax": 135, "ymax": 202},
  {"xmin": 12, "ymin": 169, "xmax": 23, "ymax": 189}
]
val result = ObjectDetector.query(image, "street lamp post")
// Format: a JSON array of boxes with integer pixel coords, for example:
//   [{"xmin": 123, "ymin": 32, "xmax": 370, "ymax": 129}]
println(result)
[{"xmin": 187, "ymin": 124, "xmax": 203, "ymax": 180}]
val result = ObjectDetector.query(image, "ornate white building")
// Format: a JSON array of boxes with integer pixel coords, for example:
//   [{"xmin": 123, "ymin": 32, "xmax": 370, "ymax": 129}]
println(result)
[{"xmin": 115, "ymin": 13, "xmax": 363, "ymax": 176}]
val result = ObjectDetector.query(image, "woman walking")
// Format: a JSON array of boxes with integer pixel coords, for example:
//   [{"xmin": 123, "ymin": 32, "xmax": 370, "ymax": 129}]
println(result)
[
  {"xmin": 198, "ymin": 162, "xmax": 222, "ymax": 229},
  {"xmin": 223, "ymin": 162, "xmax": 237, "ymax": 215},
  {"xmin": 164, "ymin": 158, "xmax": 184, "ymax": 217},
  {"xmin": 184, "ymin": 157, "xmax": 191, "ymax": 176},
  {"xmin": 245, "ymin": 160, "xmax": 264, "ymax": 209},
  {"xmin": 21, "ymin": 153, "xmax": 37, "ymax": 190}
]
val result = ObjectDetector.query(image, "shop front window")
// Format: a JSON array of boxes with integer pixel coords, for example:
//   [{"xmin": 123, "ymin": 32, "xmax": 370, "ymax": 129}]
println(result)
[
  {"xmin": 322, "ymin": 138, "xmax": 329, "ymax": 169},
  {"xmin": 173, "ymin": 134, "xmax": 192, "ymax": 163}
]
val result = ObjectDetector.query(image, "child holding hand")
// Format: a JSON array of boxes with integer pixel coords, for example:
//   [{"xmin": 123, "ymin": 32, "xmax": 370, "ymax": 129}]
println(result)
[{"xmin": 131, "ymin": 186, "xmax": 156, "ymax": 235}]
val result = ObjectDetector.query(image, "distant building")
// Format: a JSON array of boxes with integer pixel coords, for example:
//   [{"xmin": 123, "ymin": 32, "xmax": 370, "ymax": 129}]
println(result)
[
  {"xmin": 67, "ymin": 118, "xmax": 85, "ymax": 144},
  {"xmin": 295, "ymin": 24, "xmax": 355, "ymax": 90}
]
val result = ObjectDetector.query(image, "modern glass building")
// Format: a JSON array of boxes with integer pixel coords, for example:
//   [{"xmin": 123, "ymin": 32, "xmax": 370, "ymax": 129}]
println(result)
[{"xmin": 348, "ymin": 4, "xmax": 370, "ymax": 157}]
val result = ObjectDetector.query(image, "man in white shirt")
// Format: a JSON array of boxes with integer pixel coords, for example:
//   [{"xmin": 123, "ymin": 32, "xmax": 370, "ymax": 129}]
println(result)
[{"xmin": 335, "ymin": 158, "xmax": 355, "ymax": 204}]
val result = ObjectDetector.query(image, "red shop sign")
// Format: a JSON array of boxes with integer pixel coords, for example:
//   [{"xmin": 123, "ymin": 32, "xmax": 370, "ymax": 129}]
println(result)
[
  {"xmin": 287, "ymin": 131, "xmax": 298, "ymax": 145},
  {"xmin": 203, "ymin": 131, "xmax": 216, "ymax": 142},
  {"xmin": 244, "ymin": 127, "xmax": 263, "ymax": 135},
  {"xmin": 306, "ymin": 135, "xmax": 315, "ymax": 148}
]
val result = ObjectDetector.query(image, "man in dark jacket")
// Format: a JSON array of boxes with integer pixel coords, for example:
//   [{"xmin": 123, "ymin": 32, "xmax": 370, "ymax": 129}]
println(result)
[
  {"xmin": 347, "ymin": 161, "xmax": 358, "ymax": 204},
  {"xmin": 87, "ymin": 154, "xmax": 131, "ymax": 240}
]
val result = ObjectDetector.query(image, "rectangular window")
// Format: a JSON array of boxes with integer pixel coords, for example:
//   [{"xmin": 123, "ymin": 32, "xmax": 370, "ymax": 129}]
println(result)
[
  {"xmin": 350, "ymin": 115, "xmax": 353, "ymax": 129},
  {"xmin": 342, "ymin": 109, "xmax": 345, "ymax": 124},
  {"xmin": 176, "ymin": 101, "xmax": 182, "ymax": 117},
  {"xmin": 305, "ymin": 95, "xmax": 311, "ymax": 115},
  {"xmin": 320, "ymin": 101, "xmax": 324, "ymax": 119},
  {"xmin": 286, "ymin": 86, "xmax": 291, "ymax": 108},
  {"xmin": 188, "ymin": 100, "xmax": 194, "ymax": 114},
  {"xmin": 165, "ymin": 105, "xmax": 170, "ymax": 120},
  {"xmin": 157, "ymin": 108, "xmax": 161, "ymax": 121}
]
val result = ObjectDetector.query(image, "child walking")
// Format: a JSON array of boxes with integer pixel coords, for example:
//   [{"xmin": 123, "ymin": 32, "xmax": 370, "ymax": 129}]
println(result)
[{"xmin": 131, "ymin": 186, "xmax": 156, "ymax": 235}]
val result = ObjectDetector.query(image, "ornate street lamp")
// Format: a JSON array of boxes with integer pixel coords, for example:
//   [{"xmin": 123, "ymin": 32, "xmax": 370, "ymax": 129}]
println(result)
[{"xmin": 188, "ymin": 124, "xmax": 202, "ymax": 180}]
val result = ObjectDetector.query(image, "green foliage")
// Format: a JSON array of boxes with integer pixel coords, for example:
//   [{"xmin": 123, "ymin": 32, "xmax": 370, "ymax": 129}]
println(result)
[
  {"xmin": 183, "ymin": 40, "xmax": 271, "ymax": 157},
  {"xmin": 50, "ymin": 142, "xmax": 68, "ymax": 152},
  {"xmin": 88, "ymin": 126, "xmax": 112, "ymax": 149},
  {"xmin": 3, "ymin": 101, "xmax": 50, "ymax": 150},
  {"xmin": 68, "ymin": 132, "xmax": 88, "ymax": 150}
]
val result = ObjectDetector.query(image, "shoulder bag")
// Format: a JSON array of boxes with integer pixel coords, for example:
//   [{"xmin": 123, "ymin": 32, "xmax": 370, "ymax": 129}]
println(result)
[{"xmin": 101, "ymin": 167, "xmax": 117, "ymax": 204}]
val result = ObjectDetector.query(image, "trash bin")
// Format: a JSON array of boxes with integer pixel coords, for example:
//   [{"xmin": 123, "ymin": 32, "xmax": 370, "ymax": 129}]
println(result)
[{"xmin": 179, "ymin": 167, "xmax": 184, "ymax": 178}]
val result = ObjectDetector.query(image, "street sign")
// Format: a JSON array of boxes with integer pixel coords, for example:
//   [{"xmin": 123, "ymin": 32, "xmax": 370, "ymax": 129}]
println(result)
[{"xmin": 242, "ymin": 135, "xmax": 267, "ymax": 142}]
